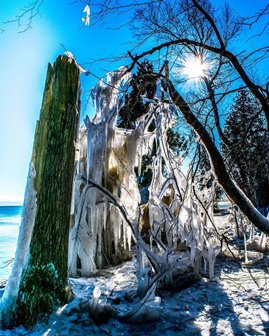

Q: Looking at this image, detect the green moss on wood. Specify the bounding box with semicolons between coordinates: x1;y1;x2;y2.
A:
17;263;67;326
17;55;81;325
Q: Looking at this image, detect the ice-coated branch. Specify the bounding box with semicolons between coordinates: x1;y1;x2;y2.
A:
80;175;161;272
80;176;136;233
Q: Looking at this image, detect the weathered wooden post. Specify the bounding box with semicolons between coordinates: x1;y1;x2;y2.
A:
29;55;80;283
0;55;81;327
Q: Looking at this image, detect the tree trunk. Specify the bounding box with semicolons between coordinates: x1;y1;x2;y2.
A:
29;55;80;282
0;55;81;328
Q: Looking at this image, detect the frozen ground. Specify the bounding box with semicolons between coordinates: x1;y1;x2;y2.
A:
1;207;269;336
1;255;268;336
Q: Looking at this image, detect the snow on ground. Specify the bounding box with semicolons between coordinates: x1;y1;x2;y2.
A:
1;210;269;336
1;256;268;336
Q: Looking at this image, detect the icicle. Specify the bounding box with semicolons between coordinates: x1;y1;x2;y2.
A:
82;4;90;26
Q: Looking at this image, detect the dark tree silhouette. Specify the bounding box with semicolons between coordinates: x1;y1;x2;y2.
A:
223;89;269;214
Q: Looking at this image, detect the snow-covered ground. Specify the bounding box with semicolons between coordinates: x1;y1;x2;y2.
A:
1;255;268;336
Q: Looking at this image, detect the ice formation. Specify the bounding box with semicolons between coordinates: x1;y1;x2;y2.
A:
68;67;220;294
82;4;90;26
69;68;135;276
0;162;37;326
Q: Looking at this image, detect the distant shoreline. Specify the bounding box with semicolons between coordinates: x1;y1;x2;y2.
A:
0;204;23;207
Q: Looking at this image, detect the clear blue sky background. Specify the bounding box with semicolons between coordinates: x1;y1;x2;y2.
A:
0;0;268;204
0;0;131;204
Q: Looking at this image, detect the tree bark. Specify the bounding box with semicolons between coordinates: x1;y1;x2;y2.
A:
29;55;80;282
0;55;81;327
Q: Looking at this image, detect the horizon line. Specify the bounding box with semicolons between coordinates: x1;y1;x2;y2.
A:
0;202;23;206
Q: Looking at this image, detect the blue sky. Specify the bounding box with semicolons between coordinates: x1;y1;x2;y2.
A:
0;0;268;204
0;0;131;204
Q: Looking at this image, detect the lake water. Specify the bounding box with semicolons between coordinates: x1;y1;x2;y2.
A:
0;206;21;284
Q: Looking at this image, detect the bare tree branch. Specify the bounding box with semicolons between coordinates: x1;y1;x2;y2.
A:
3;0;44;33
167;78;269;235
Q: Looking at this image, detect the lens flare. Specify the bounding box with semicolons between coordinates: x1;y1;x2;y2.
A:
181;55;210;82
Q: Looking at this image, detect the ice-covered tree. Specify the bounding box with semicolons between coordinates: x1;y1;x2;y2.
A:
117;60;188;192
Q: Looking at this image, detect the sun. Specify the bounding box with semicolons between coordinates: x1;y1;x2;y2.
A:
181;55;210;82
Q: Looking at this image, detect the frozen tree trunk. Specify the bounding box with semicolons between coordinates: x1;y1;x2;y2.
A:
0;55;81;328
